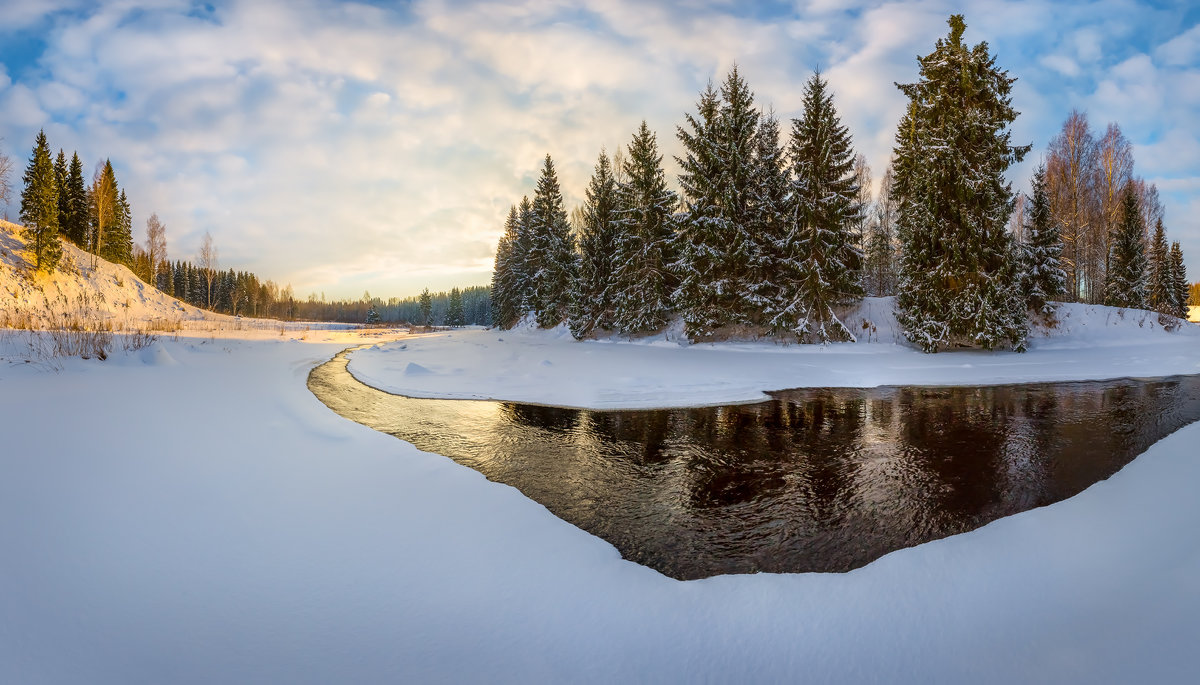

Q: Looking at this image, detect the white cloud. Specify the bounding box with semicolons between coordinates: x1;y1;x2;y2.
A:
1;0;1197;297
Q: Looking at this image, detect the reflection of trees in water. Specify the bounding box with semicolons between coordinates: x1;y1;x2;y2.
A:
313;350;1200;578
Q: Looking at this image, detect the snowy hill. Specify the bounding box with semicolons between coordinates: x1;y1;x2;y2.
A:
1;219;224;329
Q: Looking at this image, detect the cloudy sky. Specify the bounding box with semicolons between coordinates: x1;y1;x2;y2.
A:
1;0;1197;300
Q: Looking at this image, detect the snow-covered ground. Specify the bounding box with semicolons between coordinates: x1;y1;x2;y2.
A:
2;328;1199;683
348;299;1200;409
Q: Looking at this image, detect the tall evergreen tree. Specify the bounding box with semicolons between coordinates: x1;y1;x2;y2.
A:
54;150;69;238
446;287;466;327
103;188;134;265
1168;241;1189;319
62;152;88;246
569;150;620;337
490;205;522;329
778;71;864;342
1020;164;1065;313
893;15;1030;352
611;122;679;335
528;155;576;328
1104;187;1147;309
91;159;119;258
674;68;761;338
745;109;790;328
1146;219;1171;314
513;196;535;314
19;129;63;272
418;288;432;326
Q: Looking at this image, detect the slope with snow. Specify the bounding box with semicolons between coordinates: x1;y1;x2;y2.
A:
0;220;222;329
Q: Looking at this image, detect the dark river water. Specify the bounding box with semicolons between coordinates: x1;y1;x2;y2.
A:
309;348;1200;580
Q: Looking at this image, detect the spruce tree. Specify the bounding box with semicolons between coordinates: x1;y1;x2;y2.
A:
779;71;864;342
893;15;1030;352
104;188;134;265
674;82;726;336
91;159;119;258
54;149;69;237
446;287;465;327
528;155;576;328
64;152;88;246
513;196;535;314
569;150;620;337
1146;219;1171;314
418;288;432;326
611;122;679;335
1104;188;1147;309
490;205;522;329
1168;241;1189;319
745;110;790;328
1020;164;1065;313
674;68;761;338
19;129;63;272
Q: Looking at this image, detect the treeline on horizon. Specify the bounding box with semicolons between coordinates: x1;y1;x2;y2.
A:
489;14;1195;352
7;131;491;325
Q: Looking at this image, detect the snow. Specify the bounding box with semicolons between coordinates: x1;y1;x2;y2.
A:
4;224;1200;680
3;327;1200;683
347;298;1200;409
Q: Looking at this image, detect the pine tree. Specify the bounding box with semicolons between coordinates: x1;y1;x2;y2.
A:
611;122;679;335
569;150;620;337
1020;164;1065;313
1168;241;1189;319
64;152;88;246
490;205;522;329
528;155;576;328
893;15;1030;352
446;287;466;327
778;71;864;342
1146;219;1171;314
1104;187;1147;309
19;129;63;272
419;288;433;327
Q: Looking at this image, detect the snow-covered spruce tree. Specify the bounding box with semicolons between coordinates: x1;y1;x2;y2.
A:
19;129;63;272
529;155;577;328
674;68;761;338
1104;188;1147;309
745;110;790;329
1168;241;1189;319
513;195;535;315
893;15;1030;352
365;306;381;324
446;287;466;327
490;205;522;329
569;150;620;338
1020;164;1065;313
1146;219;1171;314
777;71;864;343
611;121;679;335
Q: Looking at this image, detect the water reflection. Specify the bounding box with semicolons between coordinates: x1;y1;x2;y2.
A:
310;350;1200;580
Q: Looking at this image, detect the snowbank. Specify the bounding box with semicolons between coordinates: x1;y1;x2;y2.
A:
348;299;1200;409
2;332;1198;683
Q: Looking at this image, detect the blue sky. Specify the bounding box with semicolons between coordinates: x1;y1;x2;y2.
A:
1;0;1197;299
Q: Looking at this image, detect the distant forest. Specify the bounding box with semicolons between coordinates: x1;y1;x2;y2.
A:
4;130;490;325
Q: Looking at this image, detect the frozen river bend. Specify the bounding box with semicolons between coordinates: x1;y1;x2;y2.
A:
3;317;1200;682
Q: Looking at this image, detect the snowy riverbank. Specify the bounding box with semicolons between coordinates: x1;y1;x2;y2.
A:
347;299;1200;409
2;330;1199;682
